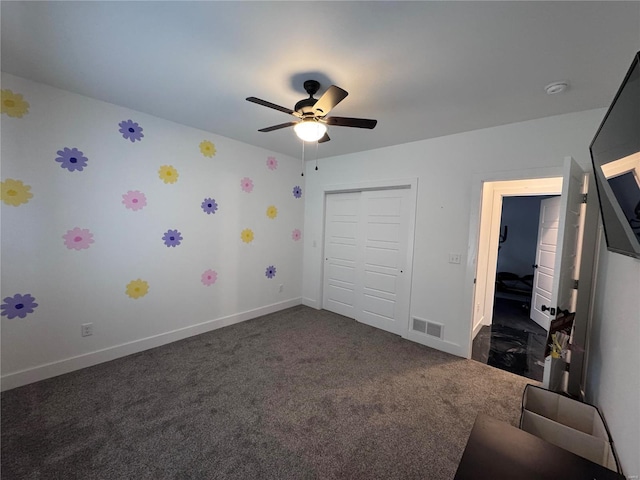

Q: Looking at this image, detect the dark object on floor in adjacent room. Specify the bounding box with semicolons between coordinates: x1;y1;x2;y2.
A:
472;298;547;382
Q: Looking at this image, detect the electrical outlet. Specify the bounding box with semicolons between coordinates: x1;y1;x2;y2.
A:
81;323;93;337
448;253;462;264
627;475;638;480
278;284;284;293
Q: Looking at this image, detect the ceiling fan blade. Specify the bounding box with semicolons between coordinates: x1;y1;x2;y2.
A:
246;97;301;117
312;85;348;117
325;116;377;129
258;122;297;132
318;132;331;144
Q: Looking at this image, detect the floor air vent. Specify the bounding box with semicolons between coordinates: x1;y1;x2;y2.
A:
412;318;427;334
412;318;443;339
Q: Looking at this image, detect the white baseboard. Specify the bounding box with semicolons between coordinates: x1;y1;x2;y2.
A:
1;298;302;391
302;297;320;309
404;330;466;358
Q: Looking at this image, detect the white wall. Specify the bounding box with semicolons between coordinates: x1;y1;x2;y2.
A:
303;108;605;356
1;74;304;389
302;108;639;475
586;231;640;478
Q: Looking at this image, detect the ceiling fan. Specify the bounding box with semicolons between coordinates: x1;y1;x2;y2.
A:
246;80;377;143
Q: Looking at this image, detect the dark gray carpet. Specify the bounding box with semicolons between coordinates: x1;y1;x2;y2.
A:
2;305;536;479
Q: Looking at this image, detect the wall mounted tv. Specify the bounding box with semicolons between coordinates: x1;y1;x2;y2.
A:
590;51;640;259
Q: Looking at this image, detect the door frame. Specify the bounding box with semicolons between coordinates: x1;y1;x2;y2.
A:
320;177;419;338
464;166;564;358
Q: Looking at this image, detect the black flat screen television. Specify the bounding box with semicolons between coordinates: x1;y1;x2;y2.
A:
589;51;640;259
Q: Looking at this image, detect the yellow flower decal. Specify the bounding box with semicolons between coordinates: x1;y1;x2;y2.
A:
158;165;179;184
241;228;254;243
199;140;216;158
1;178;33;206
126;279;149;299
266;205;278;219
1;89;30;118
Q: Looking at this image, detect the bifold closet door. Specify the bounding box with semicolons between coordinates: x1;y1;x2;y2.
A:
323;189;411;336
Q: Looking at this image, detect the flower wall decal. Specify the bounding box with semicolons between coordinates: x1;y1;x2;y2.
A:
241;228;254;244
291;229;302;241
55;147;88;172
119;119;144;142
201;198;218;215
1;293;38;319
158;165;179;184
266;205;278;219
126;279;149;299
162;229;183;247
240;177;254;193
266;156;278;170
199;140;216;157
122;190;147;211
1;89;30;118
201;269;218;286
292;186;302;198
1;179;33;206
63;227;95;250
265;265;277;279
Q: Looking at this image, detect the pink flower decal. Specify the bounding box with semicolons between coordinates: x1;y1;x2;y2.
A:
291;229;302;241
240;177;254;193
122;190;147;211
63;227;94;250
266;156;278;170
201;269;218;286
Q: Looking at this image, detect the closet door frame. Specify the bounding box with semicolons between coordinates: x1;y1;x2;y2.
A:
320;178;418;338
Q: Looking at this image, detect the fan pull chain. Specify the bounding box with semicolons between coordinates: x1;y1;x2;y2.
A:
314;140;319;171
301;140;305;176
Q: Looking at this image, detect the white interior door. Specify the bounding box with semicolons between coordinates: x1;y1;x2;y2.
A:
323;188;413;337
530;196;561;330
358;189;411;336
531;157;585;331
323;192;361;318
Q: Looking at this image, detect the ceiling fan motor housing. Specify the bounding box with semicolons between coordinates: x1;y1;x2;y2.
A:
296;80;321;115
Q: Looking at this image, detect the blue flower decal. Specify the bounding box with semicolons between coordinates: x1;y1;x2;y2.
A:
1;293;38;319
55;147;88;172
293;186;302;199
265;265;276;279
201;198;218;215
162;229;183;247
119;119;144;142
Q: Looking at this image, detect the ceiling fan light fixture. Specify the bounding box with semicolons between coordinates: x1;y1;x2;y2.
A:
294;120;327;142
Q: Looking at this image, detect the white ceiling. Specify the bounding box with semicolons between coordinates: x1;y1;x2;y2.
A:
2;1;639;159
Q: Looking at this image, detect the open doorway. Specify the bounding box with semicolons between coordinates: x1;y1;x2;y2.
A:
470;177;563;381
472;195;557;381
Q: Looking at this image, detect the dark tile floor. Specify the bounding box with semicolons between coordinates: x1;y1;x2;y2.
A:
472;296;547;381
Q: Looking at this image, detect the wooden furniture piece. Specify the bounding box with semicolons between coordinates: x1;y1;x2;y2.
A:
454;414;625;480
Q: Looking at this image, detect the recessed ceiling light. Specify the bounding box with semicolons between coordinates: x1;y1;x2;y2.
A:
545;81;569;95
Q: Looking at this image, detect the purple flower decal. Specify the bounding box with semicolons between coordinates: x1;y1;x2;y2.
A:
119;119;144;142
293;186;302;198
55;147;88;172
201;198;218;215
1;293;38;319
122;190;147;211
162;229;183;247
265;265;277;279
201;269;218;286
292;229;302;241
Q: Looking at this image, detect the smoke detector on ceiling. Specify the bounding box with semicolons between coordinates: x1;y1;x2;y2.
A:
545;81;569;95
